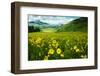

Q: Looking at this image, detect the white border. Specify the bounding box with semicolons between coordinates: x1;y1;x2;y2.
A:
20;6;95;70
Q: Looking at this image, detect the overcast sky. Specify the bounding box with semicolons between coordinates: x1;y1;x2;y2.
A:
28;15;80;25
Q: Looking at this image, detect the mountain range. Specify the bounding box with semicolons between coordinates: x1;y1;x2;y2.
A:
29;20;58;28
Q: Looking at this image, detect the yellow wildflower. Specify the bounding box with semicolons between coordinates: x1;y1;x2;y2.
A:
81;55;87;58
52;40;57;44
44;56;48;60
47;55;50;57
48;49;54;54
49;44;52;48
76;49;80;52
52;43;55;47
81;55;84;58
55;43;59;48
57;48;62;54
60;54;64;57
35;37;42;44
32;43;33;45
74;45;77;50
52;43;59;48
37;44;41;47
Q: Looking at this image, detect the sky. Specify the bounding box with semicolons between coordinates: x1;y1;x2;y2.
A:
28;15;80;25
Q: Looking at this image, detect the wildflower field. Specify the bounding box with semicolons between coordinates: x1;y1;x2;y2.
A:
28;32;88;60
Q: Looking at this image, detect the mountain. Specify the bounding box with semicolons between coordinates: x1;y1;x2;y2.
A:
28;20;49;28
57;17;88;32
28;20;60;28
29;20;48;25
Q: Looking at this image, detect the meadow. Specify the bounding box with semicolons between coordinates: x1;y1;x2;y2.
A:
28;32;88;60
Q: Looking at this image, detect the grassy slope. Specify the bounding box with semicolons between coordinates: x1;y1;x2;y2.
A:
57;17;88;32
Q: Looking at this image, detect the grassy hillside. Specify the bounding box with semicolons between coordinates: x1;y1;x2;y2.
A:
57;17;88;32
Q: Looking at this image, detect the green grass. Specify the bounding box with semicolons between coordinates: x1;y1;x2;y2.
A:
28;32;88;61
41;28;57;32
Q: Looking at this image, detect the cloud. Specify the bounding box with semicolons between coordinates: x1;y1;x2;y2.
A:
28;15;80;25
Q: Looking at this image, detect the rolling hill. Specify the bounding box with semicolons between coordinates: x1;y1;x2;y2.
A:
57;17;88;32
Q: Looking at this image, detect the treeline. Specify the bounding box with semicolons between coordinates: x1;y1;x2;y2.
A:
28;26;41;32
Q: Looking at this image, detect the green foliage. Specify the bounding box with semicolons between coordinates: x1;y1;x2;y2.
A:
28;32;88;60
28;26;41;32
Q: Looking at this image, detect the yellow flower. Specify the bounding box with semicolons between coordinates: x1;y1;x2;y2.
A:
49;44;52;48
52;43;59;48
44;56;48;60
57;48;62;54
60;54;64;57
81;55;87;58
48;49;54;54
76;49;80;52
81;55;84;58
47;55;50;57
52;40;57;44
52;43;55;47
74;45;77;50
37;44;41;47
35;37;42;44
55;43;59;48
